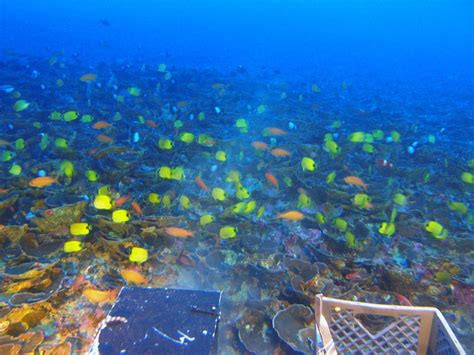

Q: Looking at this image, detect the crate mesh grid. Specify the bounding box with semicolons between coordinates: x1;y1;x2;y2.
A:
329;308;420;354
434;322;457;355
314;295;465;355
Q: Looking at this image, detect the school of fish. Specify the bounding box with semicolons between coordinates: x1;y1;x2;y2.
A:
0;53;472;353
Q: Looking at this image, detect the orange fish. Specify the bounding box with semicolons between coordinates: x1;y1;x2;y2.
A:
165;227;194;238
264;127;288;136
395;293;413;307
0;139;11;147
251;141;268;151
71;274;86;292
96;134;114;143
265;172;279;188
202;138;216;146
29;176;58;188
0;188;9;194
195;176;209;192
120;268;147;285
92;121;112;129
271;148;291;157
211;83;225;89
131;201;143;215
80;73;97;82
88;148;99;157
345;272;363;281
176;101;189;108
48;55;58;66
114;195;131;208
364;202;374;209
145;119;158;128
344;176;368;190
277;210;305;221
82;288;118;303
177;251;196;267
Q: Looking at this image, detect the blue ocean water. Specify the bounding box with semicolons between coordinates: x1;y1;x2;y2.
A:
1;1;473;73
0;0;473;353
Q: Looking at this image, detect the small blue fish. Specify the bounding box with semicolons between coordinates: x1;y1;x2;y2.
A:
133;132;140;143
0;85;14;93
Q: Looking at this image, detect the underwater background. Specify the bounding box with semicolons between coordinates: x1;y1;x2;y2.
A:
0;0;473;353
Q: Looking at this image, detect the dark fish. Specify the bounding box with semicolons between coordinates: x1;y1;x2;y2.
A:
99;19;111;27
235;65;247;74
177;251;195;267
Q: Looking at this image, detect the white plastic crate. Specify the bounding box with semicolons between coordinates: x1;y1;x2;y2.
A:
314;294;466;355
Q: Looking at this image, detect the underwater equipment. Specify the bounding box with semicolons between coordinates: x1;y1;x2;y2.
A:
314;295;465;354
89;287;221;354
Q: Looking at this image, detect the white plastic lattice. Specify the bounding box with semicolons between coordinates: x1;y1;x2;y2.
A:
329;308;420;354
434;322;458;355
314;295;466;355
